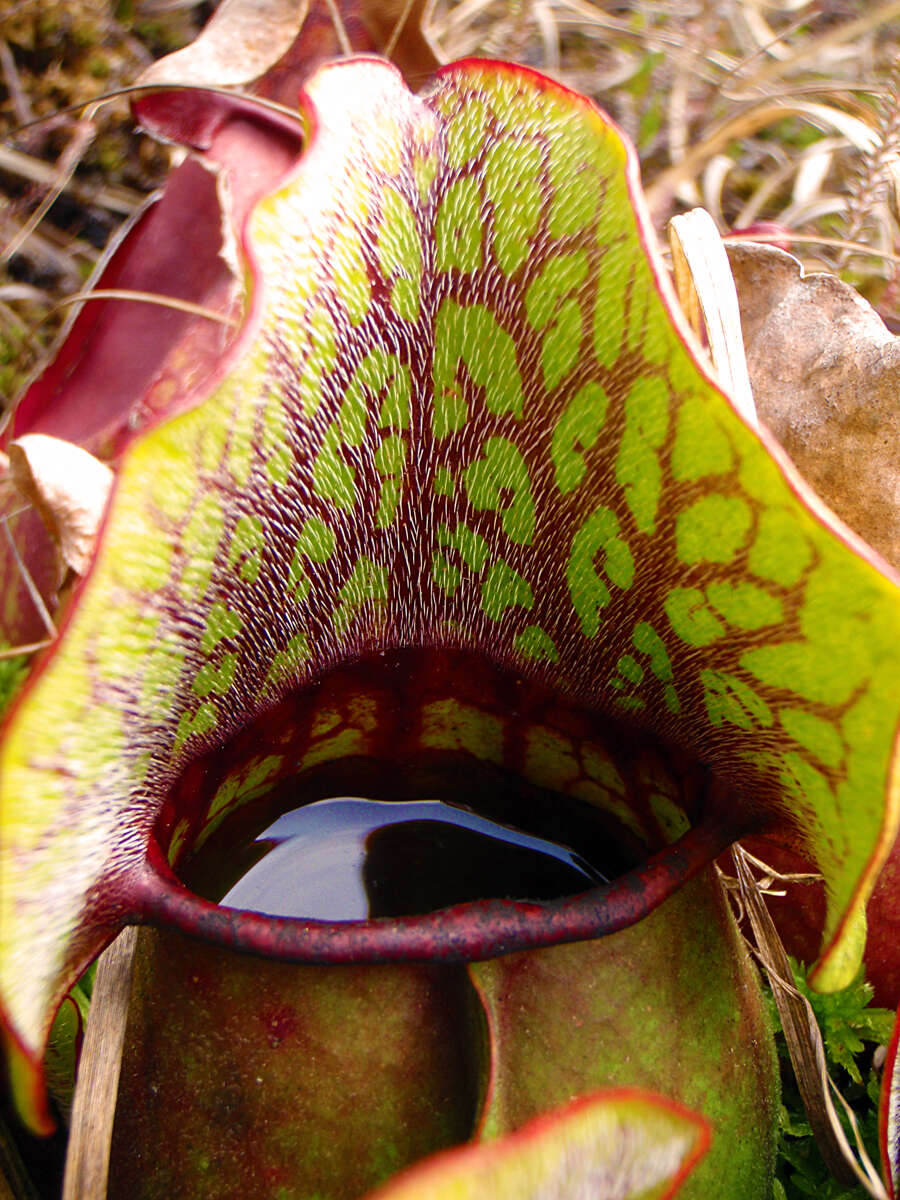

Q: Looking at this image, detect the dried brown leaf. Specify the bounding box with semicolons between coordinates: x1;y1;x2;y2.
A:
729;241;900;570
8;435;112;578
137;0;311;89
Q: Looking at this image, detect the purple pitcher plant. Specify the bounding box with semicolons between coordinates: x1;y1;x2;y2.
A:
1;6;900;1198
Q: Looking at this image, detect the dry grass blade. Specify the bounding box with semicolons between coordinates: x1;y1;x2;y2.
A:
646;99;878;214
733;845;889;1198
724;230;900;267
62;928;138;1200
5;83;307;142
47;289;241;327
322;0;353;56
384;0;421;59
737;0;900;90
2;120;97;264
0;145;138;220
0;514;56;642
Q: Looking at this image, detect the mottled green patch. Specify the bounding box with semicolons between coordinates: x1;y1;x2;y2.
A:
61;701;126;791
742;642;843;708
483;137;542;275
748;508;814;588
433;466;454;496
525;252;588;391
179;494;225;603
632;621;680;714
289;517;337;601
297;516;336;562
435;177;483;273
706;581;782;630
265;444;292;487
670;391;734;482
374;433;406;528
377;187;421;321
567;507;634;638
744;562;875;708
299;304;338;417
524;725;579;793
420;698;503;763
481;560;533;620
261;386;291;488
780;708;845;771
336;224;371;326
265;633;310;690
581;746;626;797
438;523;490;572
359;351;412;431
333;556;389;637
147;451;196;523
551;382;609;495
141;642;185;712
227;515;264;584
632;289;670;366
443;95;489;169
105;531;165;602
780;752;838;842
614;654;643;684
592;240;628;368
208;755;284;825
193;654;237;699
632;622;673;683
664;588;724;647
515;624;559;662
650;793;691;842
615;375;668;535
676;494;751;565
168;818;189;865
413;144;437;206
432;299;523;436
201;601;242;655
431;552;461;597
547;124;605;237
303;726;371;772
464;438;534;545
173;701;218;754
313;425;356;510
701;669;772;732
224;384;258;489
194;406;229;474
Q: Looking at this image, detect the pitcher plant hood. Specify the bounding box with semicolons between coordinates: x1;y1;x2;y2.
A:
2;56;900;1131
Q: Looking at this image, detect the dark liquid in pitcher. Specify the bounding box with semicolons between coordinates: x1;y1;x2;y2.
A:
193;796;608;921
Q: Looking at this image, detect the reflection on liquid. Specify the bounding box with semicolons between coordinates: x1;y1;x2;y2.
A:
220;797;608;920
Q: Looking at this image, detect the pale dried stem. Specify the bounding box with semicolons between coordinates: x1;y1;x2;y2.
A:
0;144;138;217
62;929;138;1200
733;845;889;1198
0;39;34;128
736;0;900;89
0;514;56;641
723;230;900;267
47;289;240;327
2;119;97;263
322;0;353;56
384;0;419;59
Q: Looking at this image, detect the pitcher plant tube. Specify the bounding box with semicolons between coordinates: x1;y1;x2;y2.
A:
1;47;900;1198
